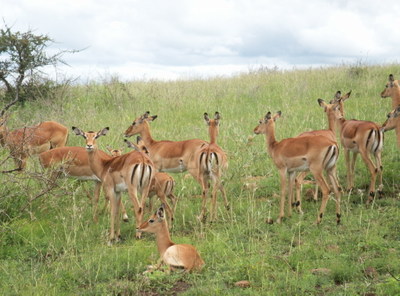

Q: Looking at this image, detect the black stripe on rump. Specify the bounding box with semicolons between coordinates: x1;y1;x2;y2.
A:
131;164;139;184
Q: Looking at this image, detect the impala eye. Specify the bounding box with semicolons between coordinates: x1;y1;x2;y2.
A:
149;219;155;223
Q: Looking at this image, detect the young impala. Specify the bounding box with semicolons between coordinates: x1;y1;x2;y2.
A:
329;93;384;202
0;115;68;171
196;112;229;221
137;204;205;272
380;74;400;147
72;126;155;243
254;111;341;224
124;138;177;226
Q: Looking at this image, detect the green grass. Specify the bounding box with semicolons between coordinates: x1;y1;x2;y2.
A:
1;63;400;295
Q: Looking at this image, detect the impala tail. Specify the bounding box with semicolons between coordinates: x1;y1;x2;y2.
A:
131;162;154;191
323;144;339;170
366;128;384;155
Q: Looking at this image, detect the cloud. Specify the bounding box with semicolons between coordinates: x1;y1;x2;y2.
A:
2;0;399;81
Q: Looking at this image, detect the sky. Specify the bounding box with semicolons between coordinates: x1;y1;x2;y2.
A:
2;0;400;82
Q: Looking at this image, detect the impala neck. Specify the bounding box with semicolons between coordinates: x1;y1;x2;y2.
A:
154;221;175;256
335;116;346;133
140;121;156;147
327;109;337;134
264;122;278;155
87;147;110;178
390;85;400;109
209;125;219;144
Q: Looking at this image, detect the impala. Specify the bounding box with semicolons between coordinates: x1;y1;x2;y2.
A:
327;94;384;202
254;111;341;224
0;117;68;171
195;112;229;221
381;106;400;132
39;146;130;223
137;204;205;272
72;126;155;243
124;112;209;218
294;91;349;204
380;74;400;147
124;138;177;225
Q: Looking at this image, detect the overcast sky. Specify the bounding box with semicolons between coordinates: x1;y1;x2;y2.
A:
2;0;400;81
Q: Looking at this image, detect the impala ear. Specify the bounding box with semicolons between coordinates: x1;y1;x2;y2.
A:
274;111;282;121
317;98;326;107
389;74;394;82
265;112;271;120
143;111;150;118
124;139;140;151
157;205;165;220
204;113;210;125
334;91;342;101
72;126;85;137
96;127;109;138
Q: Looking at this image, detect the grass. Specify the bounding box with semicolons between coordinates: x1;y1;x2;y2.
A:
1;63;400;295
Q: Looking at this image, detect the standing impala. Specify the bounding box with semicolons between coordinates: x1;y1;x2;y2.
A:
0;116;68;171
294;91;349;204
380;74;400;147
138;204;204;272
39;146;130;223
254;111;341;224
381;106;400;132
72;127;155;243
326;94;384;202
124;138;177;226
196;112;229;221
124;112;210;218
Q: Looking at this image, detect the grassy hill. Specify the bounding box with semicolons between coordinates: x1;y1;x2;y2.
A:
1;63;399;295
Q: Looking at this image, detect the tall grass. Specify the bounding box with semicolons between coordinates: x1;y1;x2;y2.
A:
1;64;399;295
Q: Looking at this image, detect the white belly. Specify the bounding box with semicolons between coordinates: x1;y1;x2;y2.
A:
75;175;101;181
115;182;128;192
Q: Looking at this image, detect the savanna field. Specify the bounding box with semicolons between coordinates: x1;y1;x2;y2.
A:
0;64;399;295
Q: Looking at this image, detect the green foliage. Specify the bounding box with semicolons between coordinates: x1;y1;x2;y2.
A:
0;63;400;295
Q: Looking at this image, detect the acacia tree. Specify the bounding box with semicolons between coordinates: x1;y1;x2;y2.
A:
0;22;75;113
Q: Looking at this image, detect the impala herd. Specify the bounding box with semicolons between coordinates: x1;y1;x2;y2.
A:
1;74;400;271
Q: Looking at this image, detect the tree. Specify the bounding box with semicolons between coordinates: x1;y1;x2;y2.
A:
0;22;75;114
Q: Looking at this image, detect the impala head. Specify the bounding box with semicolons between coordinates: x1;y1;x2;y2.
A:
381;106;400;132
124;111;158;138
124;136;149;155
106;146;123;157
317;98;342;118
72;127;110;151
253;111;281;134
137;204;167;233
204;111;221;127
381;74;399;98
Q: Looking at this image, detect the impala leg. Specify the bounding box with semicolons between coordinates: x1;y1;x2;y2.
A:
350;152;358;191
128;186;142;238
199;176;209;223
359;149;377;204
219;180;229;211
277;170;287;224
120;198;129;222
327;166;342;224
210;179;219;221
311;168;330;224
344;149;352;191
287;171;296;217
374;151;384;197
168;193;178;215
92;181;102;223
293;172;304;214
107;190;118;244
114;192;122;241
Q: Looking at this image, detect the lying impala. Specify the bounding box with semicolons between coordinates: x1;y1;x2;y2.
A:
72;126;155;243
254;111;341;224
328;93;383;202
294;91;349;204
380;74;400;147
0;116;68;171
124;138;177;226
196;112;229;221
137;204;204;272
